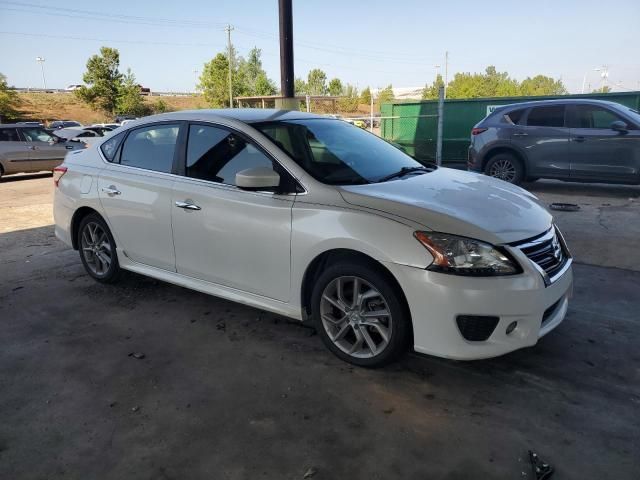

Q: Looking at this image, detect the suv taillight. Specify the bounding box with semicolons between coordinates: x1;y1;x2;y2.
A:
53;166;67;187
471;128;488;136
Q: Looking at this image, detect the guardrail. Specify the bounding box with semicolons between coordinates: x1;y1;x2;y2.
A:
11;88;195;96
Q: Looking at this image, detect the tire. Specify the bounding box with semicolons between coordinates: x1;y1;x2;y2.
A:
0;164;4;180
484;153;524;185
311;260;410;368
77;213;121;283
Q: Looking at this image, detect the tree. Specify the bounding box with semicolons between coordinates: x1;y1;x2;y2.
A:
0;73;20;122
421;74;444;100
116;69;150;116
75;47;123;114
592;85;612;94
294;77;307;95
360;86;371;105
328;78;344;96
307;69;327;95
519;75;568;96
338;84;359;111
199;53;231;107
237;47;277;96
378;84;394;105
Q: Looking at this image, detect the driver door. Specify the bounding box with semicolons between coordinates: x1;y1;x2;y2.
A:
568;104;640;182
171;123;295;301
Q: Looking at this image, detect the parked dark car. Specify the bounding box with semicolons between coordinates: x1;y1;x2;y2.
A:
468;99;640;185
49;120;82;130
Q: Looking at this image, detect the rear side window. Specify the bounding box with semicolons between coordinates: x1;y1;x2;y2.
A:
120;124;180;173
185;124;273;185
0;129;19;142
504;109;525;125
100;131;126;162
21;127;55;142
526;106;566;128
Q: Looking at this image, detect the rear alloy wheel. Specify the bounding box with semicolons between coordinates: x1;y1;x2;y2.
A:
485;153;524;185
312;262;409;367
78;213;121;283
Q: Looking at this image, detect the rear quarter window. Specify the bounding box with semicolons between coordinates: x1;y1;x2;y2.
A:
100;132;126;162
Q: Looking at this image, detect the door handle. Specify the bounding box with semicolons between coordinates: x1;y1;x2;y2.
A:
26;145;37;150
513;132;528;137
175;201;201;211
573;136;586;143
101;186;121;196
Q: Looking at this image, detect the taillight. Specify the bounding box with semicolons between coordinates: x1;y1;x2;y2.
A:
53;166;67;187
471;128;488;136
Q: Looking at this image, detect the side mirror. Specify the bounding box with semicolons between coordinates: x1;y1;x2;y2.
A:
611;120;628;133
235;167;280;191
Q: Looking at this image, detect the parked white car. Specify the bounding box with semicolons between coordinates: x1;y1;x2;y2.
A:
53;110;573;367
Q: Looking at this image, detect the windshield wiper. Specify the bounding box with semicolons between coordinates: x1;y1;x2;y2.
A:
377;166;432;183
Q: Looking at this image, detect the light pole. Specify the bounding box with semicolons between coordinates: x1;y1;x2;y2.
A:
36;56;47;89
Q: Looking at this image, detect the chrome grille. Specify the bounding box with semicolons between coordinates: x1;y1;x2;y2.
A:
510;227;568;280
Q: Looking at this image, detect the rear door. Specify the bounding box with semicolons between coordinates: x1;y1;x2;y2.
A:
511;105;570;179
0;128;31;174
97;122;182;272
567;104;640;182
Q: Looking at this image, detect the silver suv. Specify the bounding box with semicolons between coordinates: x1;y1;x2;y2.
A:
468;99;640;185
0;124;84;178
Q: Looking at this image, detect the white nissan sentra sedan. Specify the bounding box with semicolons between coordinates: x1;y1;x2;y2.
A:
53;109;573;367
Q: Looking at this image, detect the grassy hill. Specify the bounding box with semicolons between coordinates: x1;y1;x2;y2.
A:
14;92;375;125
15;92;206;124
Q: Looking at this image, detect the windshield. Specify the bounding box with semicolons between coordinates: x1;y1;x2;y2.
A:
254;118;425;185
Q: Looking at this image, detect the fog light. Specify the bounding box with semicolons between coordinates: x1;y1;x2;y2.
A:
506;321;518;335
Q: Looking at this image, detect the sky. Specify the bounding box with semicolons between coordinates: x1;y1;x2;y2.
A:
1;0;639;94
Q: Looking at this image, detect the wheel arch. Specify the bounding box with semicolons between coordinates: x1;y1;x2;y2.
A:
70;206;102;250
300;248;413;342
482;146;527;175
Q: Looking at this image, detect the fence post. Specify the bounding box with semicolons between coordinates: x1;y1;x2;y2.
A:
436;85;444;166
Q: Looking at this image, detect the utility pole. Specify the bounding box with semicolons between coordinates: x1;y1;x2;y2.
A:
444;51;449;99
36;56;46;90
277;0;297;109
225;24;234;108
436;85;444;166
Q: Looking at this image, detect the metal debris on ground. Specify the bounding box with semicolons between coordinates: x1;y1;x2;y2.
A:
529;450;554;480
549;203;580;212
303;467;318;478
128;352;145;359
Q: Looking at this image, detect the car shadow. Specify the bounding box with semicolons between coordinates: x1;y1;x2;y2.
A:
523;179;640;198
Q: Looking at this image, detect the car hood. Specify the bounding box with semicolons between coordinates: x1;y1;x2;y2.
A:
338;168;552;244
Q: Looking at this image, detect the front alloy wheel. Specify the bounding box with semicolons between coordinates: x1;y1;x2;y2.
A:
320;276;393;359
312;261;409;367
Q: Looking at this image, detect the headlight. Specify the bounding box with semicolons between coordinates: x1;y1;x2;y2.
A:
414;231;520;276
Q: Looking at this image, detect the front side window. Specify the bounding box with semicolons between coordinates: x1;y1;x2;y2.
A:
0;129;19;142
254;119;424;185
526;106;566;128
186;124;273;185
120;124;179;173
570;105;624;129
21;127;55;142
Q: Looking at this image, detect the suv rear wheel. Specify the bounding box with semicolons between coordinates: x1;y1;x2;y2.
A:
485;153;524;185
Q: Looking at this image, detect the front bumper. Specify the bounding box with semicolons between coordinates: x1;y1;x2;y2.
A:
383;256;573;360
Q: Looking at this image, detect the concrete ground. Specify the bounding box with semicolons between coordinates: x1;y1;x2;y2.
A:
0;174;639;479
